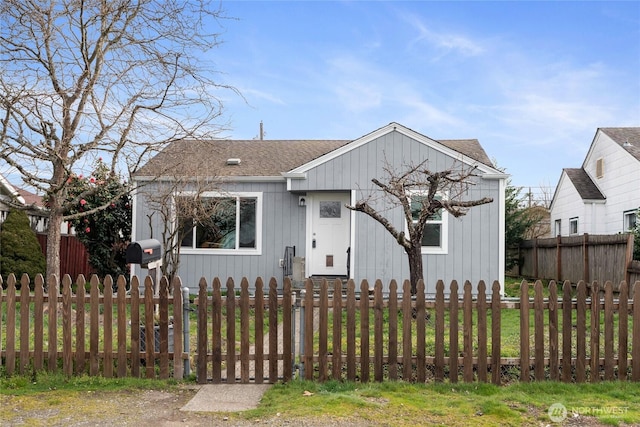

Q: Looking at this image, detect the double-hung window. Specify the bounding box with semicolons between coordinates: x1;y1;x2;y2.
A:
624;209;638;231
409;192;448;254
177;192;262;254
569;217;578;235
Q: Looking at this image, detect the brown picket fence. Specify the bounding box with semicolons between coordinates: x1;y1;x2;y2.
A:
0;273;185;379
193;277;640;384
3;274;640;384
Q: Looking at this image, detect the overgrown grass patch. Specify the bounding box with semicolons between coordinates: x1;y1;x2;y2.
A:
2;373;640;425
0;370;179;395
235;380;640;426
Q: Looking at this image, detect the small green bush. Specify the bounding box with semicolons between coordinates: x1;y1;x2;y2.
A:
0;208;46;286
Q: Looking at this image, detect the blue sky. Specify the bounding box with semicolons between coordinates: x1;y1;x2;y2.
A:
212;1;640;197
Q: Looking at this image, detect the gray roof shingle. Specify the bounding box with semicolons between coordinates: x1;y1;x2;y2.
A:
599;127;640;162
564;168;605;200
135;135;494;178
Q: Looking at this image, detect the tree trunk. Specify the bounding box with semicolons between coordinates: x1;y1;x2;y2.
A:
406;244;424;295
45;207;63;282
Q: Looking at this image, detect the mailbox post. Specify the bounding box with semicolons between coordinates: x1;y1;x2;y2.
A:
126;239;163;301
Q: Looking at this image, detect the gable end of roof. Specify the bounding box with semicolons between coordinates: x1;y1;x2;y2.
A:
599;127;640;162
564;168;605;201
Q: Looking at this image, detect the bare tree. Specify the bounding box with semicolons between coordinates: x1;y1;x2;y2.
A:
142;175;224;285
0;0;234;280
347;159;493;294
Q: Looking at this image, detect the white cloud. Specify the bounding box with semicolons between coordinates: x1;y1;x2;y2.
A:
401;12;485;58
239;87;286;106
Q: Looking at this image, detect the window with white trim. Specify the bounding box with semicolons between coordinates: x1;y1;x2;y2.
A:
569;217;578;235
409;193;448;254
624;209;638;231
554;219;561;236
178;192;261;253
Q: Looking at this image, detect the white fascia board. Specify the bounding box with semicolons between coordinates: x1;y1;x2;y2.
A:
481;173;510;180
282;172;307;179
288;123;395;174
581;128;604;170
288;121;503;177
582;199;606;204
548;171;568;213
283;172;307;192
392;124;504;175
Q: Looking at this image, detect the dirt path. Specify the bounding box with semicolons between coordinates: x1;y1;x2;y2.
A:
0;384;368;426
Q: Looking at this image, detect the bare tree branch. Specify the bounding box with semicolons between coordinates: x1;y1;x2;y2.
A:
0;0;236;279
347;157;493;294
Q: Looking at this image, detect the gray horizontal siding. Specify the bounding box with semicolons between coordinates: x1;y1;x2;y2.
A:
132;180;305;291
352;181;501;294
133;130;502;293
290;130;502;292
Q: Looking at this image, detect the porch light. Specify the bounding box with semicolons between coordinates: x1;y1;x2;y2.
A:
299;196;306;207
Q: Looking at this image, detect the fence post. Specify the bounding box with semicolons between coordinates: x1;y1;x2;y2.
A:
533;238;539;278
196;277;208;384
304;279;314;381
590;281;600;382
298;287;306;380
556;236;562;281
519;280;530;382
583;233;590;282
625;233;634;285
283;277;293;383
182;286;191;378
491;281;501;385
292;286;299;378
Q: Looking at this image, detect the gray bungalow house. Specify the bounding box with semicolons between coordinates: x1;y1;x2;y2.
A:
131;122;507;294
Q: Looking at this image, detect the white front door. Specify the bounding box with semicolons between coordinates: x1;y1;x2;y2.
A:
308;192;351;277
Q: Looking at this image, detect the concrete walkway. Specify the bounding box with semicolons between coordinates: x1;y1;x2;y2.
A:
180;384;272;412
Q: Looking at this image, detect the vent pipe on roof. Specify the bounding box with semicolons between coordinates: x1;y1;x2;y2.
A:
623;139;632;147
260;120;264;140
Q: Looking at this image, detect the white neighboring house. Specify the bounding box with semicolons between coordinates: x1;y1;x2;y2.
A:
0;174;49;233
549;127;640;237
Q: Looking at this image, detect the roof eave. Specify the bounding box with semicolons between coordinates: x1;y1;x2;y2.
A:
133;175;285;183
289;122;502;176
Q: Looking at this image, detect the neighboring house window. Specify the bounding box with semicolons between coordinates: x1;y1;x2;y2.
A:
569;217;578;235
554;219;561;236
178;192;262;254
624;210;638;231
596;157;604;179
408;192;448;254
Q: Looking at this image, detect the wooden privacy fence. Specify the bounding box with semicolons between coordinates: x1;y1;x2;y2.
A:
36;233;95;279
193;276;640;385
518;233;637;285
0;273;186;380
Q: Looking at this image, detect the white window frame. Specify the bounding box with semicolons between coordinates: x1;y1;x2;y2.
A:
569;217;578;235
554;219;561;236
624;209;638;231
177;191;262;255
407;191;449;255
